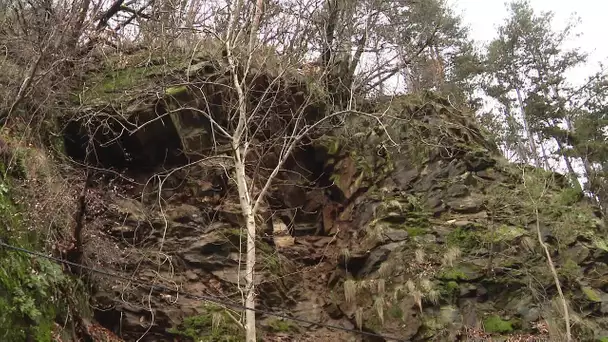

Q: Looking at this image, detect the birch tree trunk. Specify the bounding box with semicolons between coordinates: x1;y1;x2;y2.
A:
233;149;257;342
225;0;265;340
515;86;542;168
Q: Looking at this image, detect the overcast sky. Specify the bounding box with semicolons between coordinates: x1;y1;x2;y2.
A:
448;0;608;86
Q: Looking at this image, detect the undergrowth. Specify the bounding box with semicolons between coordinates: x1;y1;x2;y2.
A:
0;134;86;342
0;168;70;341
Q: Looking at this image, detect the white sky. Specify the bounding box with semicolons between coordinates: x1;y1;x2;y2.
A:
448;0;608;86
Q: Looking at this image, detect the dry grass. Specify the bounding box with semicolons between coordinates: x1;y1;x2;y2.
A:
344;279;358;304
442;246;462;267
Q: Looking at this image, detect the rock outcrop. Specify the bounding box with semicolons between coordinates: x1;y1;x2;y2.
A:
49;51;608;342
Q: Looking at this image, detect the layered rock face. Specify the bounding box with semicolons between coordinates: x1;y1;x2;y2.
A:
59;52;608;342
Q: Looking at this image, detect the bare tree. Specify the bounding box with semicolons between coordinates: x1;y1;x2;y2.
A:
214;3;397;340
223;1;266;340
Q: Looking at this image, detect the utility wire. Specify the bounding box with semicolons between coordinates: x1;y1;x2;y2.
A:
0;240;408;342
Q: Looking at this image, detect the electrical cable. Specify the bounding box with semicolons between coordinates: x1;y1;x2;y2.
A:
0;240;409;341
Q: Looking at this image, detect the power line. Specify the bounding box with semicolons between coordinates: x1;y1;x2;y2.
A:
0;240;409;342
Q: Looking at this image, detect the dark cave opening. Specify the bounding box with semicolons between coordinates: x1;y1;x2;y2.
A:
264;141;347;238
92;306;122;336
289;141;346;203
60;106;188;172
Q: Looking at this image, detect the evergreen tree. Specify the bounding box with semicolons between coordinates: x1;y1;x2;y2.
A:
483;0;588;190
382;0;484;107
567;72;608;214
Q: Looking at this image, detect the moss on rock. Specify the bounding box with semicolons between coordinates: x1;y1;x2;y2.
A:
165;85;189;96
446;227;481;251
266;318;299;333
582;287;602;302
406;226;427;237
483;315;516;333
439;280;460;302
438;268;469;281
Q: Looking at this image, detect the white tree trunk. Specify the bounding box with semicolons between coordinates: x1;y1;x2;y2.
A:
515;87;542;168
234;152;257;342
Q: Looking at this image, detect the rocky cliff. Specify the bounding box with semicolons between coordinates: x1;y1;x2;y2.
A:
2;49;608;342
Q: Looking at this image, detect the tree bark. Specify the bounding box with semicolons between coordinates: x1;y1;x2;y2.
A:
539;141;552;171
553;137;582;191
67;0;91;49
322;0;339;69
225;1;265;340
234;152;257;342
515;86;542;168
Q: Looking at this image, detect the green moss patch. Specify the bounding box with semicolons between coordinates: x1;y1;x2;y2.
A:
438;268;469;281
582;287;602;302
483;315;515;333
266;318;299;333
446;227;481;250
388;304;404;319
165;85;189;96
406;226;427;237
79;64;169;104
439;280;460;301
